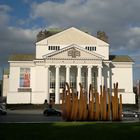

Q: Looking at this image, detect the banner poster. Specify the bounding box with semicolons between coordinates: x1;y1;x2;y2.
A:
20;68;30;87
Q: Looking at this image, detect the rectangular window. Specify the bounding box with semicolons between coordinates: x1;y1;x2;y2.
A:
50;82;55;88
20;68;30;87
85;46;96;51
50;71;55;88
60;82;65;88
70;74;76;89
48;46;60;50
60;71;65;88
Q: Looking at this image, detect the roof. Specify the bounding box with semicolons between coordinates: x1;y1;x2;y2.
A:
3;68;9;75
36;29;64;42
9;54;35;61
8;54;134;62
37;27;109;46
36;27;93;42
109;55;134;62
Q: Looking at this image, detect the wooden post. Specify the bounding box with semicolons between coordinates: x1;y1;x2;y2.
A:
119;94;122;120
62;82;122;121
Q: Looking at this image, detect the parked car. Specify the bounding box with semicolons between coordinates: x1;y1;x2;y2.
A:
0;104;7;115
122;110;139;118
43;108;61;116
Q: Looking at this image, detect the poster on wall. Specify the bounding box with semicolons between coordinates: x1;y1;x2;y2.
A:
20;68;30;87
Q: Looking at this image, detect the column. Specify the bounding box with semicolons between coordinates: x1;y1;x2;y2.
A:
87;66;92;102
108;66;112;95
66;65;71;84
98;65;102;93
77;65;82;98
55;65;60;104
45;65;50;103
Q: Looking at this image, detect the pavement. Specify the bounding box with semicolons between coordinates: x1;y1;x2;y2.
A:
0;109;63;123
7;109;43;114
0;109;140;123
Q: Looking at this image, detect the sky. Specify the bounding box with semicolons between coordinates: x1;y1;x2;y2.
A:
0;0;140;83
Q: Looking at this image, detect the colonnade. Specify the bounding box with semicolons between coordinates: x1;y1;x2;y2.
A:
45;65;108;104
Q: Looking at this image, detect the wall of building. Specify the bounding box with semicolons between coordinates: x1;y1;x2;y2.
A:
118;92;135;104
112;62;133;92
111;62;135;104
7;28;135;104
2;75;9;97
97;45;109;60
36;44;109;60
7;62;47;104
36;27;109;60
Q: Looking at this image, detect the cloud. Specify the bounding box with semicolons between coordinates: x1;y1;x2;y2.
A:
0;4;11;13
0;5;11;26
125;27;140;50
29;0;140;81
0;4;41;79
1;0;140;80
30;0;140;52
0;25;41;62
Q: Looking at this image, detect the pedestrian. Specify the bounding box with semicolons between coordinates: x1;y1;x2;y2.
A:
44;99;49;109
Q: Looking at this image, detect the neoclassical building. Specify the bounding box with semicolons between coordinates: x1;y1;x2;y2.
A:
7;27;135;104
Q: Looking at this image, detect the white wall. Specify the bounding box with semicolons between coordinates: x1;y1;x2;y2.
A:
36;45;48;59
36;27;109;60
2;75;9;97
118;93;135;104
111;62;135;104
97;45;109;60
112;63;133;92
31;92;46;104
35;65;46;91
7;92;31;104
36;44;109;60
9;66;20;92
7;62;44;104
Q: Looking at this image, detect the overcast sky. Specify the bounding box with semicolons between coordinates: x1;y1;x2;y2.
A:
0;0;140;82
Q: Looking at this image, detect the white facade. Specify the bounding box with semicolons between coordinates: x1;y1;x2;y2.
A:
2;74;9;97
7;27;135;104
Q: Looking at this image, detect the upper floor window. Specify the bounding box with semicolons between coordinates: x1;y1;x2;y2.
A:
85;46;96;51
48;46;60;50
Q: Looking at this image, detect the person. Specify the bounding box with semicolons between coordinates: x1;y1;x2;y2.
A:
23;70;30;87
44;99;49;109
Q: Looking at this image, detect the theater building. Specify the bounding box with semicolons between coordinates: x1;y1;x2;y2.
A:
7;27;135;104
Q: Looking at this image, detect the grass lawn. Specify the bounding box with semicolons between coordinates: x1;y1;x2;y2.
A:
0;122;140;140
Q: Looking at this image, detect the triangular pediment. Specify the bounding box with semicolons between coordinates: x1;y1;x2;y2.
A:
36;27;109;46
43;44;104;60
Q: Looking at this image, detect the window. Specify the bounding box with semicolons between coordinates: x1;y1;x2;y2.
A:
85;46;96;51
60;70;65;88
92;72;97;89
48;46;60;50
81;72;87;90
50;71;55;88
70;73;76;89
50;82;55;88
19;68;30;88
60;82;65;88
